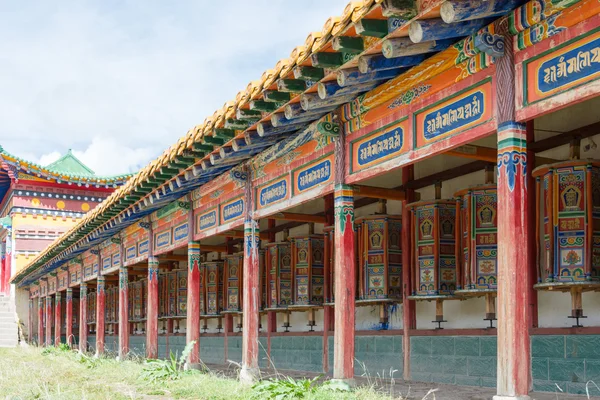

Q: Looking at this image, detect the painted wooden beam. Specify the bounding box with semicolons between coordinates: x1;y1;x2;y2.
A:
381;0;417;18
381;37;455;58
408;18;493;43
354;19;389;38
277;79;306;93
293;66;325;82
263;90;291;103
353;185;406;201
529;121;600;152
311;52;353;68
225;118;250;130
337;67;404;87
257;121;304;137
271;112;323;128
316;121;340;138
219;231;270;240
474;32;504;57
300;93;355;112
193;143;214;152
284;102;336;119
203;135;225;146
271;212;327;224
441;0;524;23
236;108;262;120
318;80;378;99
219;146;235;159
214;128;236;141
445;145;497;162
358;53;426;73
250;100;280;113
332;36;364;54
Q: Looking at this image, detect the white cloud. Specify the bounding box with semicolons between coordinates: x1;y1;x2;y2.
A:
0;0;348;176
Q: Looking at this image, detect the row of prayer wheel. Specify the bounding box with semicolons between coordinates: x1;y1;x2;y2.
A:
77;156;599;333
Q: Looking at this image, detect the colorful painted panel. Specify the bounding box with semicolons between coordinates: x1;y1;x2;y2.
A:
177;270;187;317
174;223;189;243
524;28;600;105
138;240;149;256
356;216;402;301
224;254;243;312
534;162;600;282
292;154;334;195
455;186;498;291
414;80;493;148
266;242;292;308
256;176;290;211
154;230;171;251
292;236;324;306
410;201;457;296
220;197;244;225
201;262;223;316
197;208;218;232
350;118;408;174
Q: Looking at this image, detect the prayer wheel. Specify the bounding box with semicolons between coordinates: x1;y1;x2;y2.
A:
533;158;600;326
265;241;293;330
87;290;96;333
159;269;187;333
221;251;267;332
222;253;244;331
105;285;119;334
129;279;147;333
200;261;224;332
407;183;458;328
290;235;325;331
453;180;498;328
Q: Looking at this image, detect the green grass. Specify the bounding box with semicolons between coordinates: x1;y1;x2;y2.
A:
0;346;402;399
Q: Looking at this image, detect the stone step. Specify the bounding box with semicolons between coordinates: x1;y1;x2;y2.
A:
0;340;18;348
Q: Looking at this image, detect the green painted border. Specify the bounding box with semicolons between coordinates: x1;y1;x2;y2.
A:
291;152;334;196
412;77;493;150
522;26;600;108
349;116;409;175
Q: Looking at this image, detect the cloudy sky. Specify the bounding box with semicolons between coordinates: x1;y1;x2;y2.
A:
0;1;348;177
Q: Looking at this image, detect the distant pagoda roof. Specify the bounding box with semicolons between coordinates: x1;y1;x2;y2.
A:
0;145;132;187
0;145;133;208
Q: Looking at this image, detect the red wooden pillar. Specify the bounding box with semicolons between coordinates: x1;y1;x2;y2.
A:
494;16;531;400
496;123;531;399
118;266;129;359
146;256;159;359
95;275;106;355
402;165;416;380
54;292;62;346
323;193;334;374
240;168;260;384
28;298;34;345
45;296;52;346
66;288;73;347
266;219;276;362
333;184;356;384
79;283;88;353
37;297;43;346
186;241;201;366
